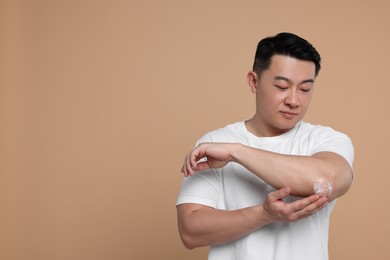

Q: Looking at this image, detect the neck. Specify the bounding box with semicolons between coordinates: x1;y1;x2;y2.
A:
245;116;292;137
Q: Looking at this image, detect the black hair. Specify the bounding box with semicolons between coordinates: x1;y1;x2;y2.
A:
252;32;321;77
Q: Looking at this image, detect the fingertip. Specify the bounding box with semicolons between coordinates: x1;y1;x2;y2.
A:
283;187;291;194
310;194;321;202
319;200;329;209
271;187;291;200
184;166;191;177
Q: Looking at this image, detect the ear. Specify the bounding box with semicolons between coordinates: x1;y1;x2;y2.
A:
247;71;258;93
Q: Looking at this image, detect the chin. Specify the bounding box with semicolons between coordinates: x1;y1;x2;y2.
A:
278;121;299;132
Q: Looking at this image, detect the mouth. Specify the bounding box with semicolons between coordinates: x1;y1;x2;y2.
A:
280;111;298;119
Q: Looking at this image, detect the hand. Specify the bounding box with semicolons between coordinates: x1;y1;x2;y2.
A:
181;143;235;177
262;187;328;223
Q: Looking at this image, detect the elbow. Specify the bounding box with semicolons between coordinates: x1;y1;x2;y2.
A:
177;204;212;249
179;230;198;250
317;165;353;200
178;219;201;249
311;153;353;198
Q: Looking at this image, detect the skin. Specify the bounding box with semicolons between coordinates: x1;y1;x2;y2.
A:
246;55;315;137
177;55;353;249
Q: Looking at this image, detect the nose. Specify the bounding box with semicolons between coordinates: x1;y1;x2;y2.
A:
284;90;300;108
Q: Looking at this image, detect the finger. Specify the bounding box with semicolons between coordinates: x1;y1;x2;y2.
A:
182;157;189;177
301;198;328;216
309;198;328;214
190;147;201;169
186;153;194;176
308;196;328;212
195;161;212;172
289;197;328;221
186;152;195;175
289;194;321;212
183;153;191;177
292;202;328;221
268;187;291;202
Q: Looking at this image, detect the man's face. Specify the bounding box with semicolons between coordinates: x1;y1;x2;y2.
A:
252;54;316;136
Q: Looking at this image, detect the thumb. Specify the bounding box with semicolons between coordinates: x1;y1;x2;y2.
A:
269;187;291;201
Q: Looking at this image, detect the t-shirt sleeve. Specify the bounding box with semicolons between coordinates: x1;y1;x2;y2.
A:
176;135;221;208
310;127;355;167
176;168;220;207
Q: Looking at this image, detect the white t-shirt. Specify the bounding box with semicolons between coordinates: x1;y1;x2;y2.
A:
177;121;354;260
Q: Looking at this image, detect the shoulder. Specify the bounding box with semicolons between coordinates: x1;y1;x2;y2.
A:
299;121;354;165
197;121;244;144
299;121;352;141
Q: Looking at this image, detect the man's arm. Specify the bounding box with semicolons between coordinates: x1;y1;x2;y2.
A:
182;143;353;201
177;187;328;249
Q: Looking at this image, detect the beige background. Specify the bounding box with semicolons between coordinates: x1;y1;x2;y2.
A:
1;0;389;259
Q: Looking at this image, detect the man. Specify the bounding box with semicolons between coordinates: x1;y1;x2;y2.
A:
176;32;354;260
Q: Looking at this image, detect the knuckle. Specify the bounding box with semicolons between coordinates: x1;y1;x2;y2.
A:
280;208;290;216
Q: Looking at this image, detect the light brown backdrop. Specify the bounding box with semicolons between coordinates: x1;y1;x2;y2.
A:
1;0;389;259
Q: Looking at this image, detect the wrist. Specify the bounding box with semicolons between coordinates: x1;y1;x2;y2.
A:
249;204;275;227
229;143;244;163
259;204;276;225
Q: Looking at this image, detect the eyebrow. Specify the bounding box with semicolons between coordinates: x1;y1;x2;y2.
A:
274;76;314;84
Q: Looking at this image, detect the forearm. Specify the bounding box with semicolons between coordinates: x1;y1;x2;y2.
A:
177;203;271;249
230;143;352;199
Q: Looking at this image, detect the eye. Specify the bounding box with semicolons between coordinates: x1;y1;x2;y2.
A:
300;88;312;93
275;85;288;91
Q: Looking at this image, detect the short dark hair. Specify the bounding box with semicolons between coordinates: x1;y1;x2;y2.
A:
252;32;321;77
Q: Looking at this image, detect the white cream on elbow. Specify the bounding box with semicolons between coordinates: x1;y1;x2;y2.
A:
313;178;333;197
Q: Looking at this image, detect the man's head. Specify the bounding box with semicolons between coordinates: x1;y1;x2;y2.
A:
246;33;321;137
252;32;321;78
